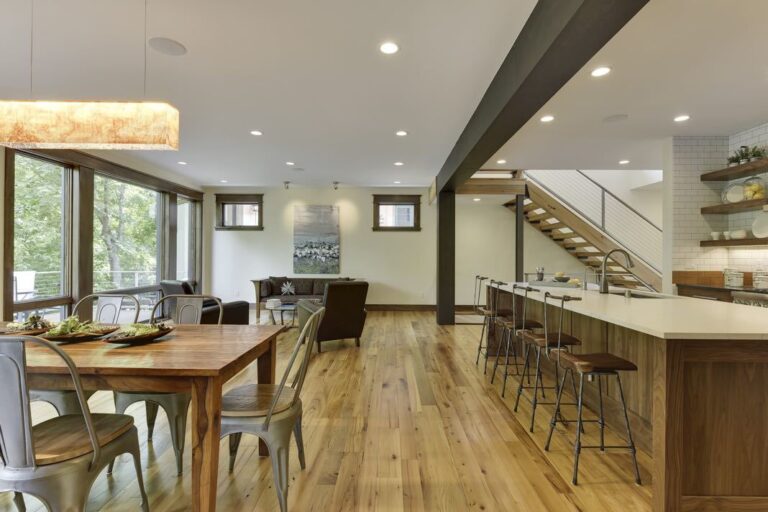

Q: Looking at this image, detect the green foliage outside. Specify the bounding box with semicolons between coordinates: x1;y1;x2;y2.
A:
13;154;160;298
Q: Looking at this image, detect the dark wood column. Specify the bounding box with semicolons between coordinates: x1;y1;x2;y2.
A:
73;166;94;319
515;193;525;282
436;190;455;325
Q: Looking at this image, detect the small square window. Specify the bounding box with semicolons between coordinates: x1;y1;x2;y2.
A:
215;194;264;230
373;195;421;231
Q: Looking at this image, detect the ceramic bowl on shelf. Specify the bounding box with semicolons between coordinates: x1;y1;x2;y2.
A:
753;210;768;238
730;229;749;240
722;183;745;203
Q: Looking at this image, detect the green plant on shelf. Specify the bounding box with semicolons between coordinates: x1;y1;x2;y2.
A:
750;145;767;160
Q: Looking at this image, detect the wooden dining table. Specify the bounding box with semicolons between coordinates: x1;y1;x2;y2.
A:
23;323;285;512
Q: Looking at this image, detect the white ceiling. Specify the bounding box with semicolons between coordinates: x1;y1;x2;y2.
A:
0;0;537;187
486;0;768;172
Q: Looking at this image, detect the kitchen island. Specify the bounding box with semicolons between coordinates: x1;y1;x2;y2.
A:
493;283;768;512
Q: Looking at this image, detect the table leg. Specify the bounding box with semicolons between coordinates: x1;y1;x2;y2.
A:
256;336;277;456
270;310;276;325
191;376;223;512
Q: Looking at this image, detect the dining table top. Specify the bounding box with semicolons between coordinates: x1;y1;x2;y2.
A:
21;323;285;377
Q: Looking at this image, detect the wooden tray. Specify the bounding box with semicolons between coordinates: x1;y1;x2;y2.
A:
42;325;119;343
103;327;175;346
0;327;50;336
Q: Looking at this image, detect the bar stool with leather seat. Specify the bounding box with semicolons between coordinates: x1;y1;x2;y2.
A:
542;291;642;485
473;275;490;366
513;286;580;431
475;278;508;374
491;284;542;391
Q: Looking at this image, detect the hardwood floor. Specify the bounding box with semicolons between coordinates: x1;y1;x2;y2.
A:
2;311;651;511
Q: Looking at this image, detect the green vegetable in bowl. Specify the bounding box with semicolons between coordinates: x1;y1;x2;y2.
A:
45;315;105;336
7;314;54;332
110;323;170;339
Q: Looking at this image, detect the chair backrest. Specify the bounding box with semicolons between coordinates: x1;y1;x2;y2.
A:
516;285;540;330
264;307;325;430
473;275;488;312
317;281;368;342
543;292;582;366
0;336;100;470
151;294;223;325
72;293;140;324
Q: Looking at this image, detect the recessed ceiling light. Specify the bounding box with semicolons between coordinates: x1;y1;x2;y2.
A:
394;180;401;184
380;42;399;55
286;161;295;166
496;159;507;164
250;130;263;136
220;179;228;183
540;115;555;123
591;66;611;77
619;160;630;165
473;198;481;202
674;114;690;122
395;130;408;137
394;161;404;166
148;37;187;56
177;161;187;165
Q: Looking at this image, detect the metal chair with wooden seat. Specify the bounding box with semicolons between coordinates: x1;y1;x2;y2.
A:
109;294;222;476
0;336;148;512
472;275;489;364
476;280;514;375
491;283;543;390
542;292;642;485
29;294;140;417
512;286;580;432
221;307;325;512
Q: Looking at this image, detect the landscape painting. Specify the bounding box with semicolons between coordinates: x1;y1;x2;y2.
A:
293;205;340;274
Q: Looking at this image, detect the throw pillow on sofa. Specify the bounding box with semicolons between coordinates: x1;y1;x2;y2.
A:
269;276;288;295
293;279;314;295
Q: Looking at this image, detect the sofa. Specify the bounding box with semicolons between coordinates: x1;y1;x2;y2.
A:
160;280;250;325
297;281;368;352
251;276;353;319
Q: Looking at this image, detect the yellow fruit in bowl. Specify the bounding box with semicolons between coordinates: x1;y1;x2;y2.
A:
554;271;565;278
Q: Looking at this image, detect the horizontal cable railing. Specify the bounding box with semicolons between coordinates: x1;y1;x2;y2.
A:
525;170;662;273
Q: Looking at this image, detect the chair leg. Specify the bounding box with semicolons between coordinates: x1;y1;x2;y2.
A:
293;413;306;470
491;327;507;384
267;430;293;512
483;322;494;375
513;343;532;407
545;368;569;451
228;433;243;472
529;347;544;432
163;399;190;476
129;432;151;512
572;373;585;485
145;401;159;442
13;492;25;512
598;375;605;451
616;374;642;485
475;316;488;366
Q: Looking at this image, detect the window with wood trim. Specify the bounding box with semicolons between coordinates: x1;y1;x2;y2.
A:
215;194;263;230
373;194;421;231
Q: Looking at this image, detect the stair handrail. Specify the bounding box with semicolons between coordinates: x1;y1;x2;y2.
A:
524;170;662;275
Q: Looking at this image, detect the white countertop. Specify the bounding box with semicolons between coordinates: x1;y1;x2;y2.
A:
497;282;768;340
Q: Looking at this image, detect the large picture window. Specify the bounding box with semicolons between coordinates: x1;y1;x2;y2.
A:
12;153;71;320
93;175;161;292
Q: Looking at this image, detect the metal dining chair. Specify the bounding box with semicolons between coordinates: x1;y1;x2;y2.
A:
109;294;222;476
221;307;325;512
0;336;149;512
29;294;140;417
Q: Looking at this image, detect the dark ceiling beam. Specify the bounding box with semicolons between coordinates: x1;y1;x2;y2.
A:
435;0;649;192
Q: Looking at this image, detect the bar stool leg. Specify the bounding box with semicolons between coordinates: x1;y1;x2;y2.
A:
491;325;507;383
616;374;642;485
529;346;544;432
545;368;570;451
483;323;493;375
513;343;532;407
597;375;605;451
572;373;585;485
475;316;487;365
501;330;516;397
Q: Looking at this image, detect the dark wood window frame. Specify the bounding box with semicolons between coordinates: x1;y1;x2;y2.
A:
3;148;203;321
215;193;264;231
372;194;421;232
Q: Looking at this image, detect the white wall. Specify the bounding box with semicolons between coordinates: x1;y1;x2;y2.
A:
581;169;663;227
204;186;437;305
455;196;586;305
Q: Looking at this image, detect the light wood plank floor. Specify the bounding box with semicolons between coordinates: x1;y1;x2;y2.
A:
2;311;651;511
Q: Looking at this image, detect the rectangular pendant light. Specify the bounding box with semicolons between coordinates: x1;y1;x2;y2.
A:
0;101;179;150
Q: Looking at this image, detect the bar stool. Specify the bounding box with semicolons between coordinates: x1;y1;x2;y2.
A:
542;291;641;485
491;284;541;389
513;286;581;432
476;278;507;374
473;275;490;366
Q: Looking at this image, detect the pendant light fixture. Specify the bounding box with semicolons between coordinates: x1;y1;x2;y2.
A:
0;0;179;150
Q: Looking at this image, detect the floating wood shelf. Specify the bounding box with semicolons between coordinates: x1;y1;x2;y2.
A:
700;198;768;214
700;238;768;247
700;158;768;182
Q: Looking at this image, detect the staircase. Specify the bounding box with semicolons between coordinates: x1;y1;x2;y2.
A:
506;171;662;291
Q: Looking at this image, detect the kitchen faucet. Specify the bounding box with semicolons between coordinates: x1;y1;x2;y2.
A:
600;248;634;293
